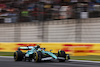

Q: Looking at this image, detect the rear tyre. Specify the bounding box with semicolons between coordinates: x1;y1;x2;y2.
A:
33;51;42;62
58;50;66;62
14;50;23;61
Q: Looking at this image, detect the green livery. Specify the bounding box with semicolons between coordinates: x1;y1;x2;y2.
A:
14;45;70;62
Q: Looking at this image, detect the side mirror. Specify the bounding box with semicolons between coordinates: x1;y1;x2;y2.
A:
50;49;52;52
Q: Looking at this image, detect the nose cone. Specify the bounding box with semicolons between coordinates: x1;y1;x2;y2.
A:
53;55;58;59
49;53;58;59
45;51;58;59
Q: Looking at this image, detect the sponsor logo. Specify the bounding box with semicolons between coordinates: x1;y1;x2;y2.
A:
0;48;4;50
62;44;93;53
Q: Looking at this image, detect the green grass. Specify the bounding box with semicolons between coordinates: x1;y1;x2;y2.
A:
70;55;100;61
0;52;100;61
0;52;14;56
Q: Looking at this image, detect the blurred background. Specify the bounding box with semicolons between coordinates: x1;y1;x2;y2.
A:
1;0;100;62
0;0;100;43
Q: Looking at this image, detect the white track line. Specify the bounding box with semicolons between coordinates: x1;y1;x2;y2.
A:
0;56;13;58
0;56;100;63
69;60;100;63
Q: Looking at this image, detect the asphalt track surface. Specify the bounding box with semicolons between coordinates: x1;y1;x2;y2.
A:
0;57;100;67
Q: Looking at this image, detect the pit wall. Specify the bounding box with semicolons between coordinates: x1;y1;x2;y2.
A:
0;42;100;56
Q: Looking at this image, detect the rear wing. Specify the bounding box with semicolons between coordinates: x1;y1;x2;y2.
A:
18;46;33;50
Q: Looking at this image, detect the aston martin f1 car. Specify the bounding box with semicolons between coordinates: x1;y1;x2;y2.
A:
14;45;70;62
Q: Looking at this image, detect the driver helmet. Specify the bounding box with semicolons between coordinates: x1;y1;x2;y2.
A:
36;44;40;48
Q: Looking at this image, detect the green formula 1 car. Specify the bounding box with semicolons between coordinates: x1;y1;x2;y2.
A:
14;45;70;62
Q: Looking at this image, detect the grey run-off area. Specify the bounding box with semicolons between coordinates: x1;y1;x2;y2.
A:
0;57;100;67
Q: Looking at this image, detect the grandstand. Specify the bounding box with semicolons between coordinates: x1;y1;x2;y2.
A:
0;0;100;43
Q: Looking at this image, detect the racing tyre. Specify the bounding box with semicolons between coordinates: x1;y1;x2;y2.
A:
58;50;66;62
14;50;23;61
33;51;42;62
66;54;70;60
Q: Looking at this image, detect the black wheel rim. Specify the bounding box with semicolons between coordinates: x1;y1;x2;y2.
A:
34;53;37;61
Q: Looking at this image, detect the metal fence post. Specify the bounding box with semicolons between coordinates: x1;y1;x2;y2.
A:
14;23;21;42
74;4;82;42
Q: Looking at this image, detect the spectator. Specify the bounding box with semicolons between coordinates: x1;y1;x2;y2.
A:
52;4;61;19
59;3;68;19
20;9;32;22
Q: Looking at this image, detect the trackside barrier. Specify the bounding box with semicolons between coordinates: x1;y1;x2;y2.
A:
70;47;88;56
0;42;100;56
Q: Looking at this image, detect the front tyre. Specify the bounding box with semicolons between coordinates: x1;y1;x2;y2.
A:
66;54;70;60
14;50;23;61
33;51;42;62
58;50;66;62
